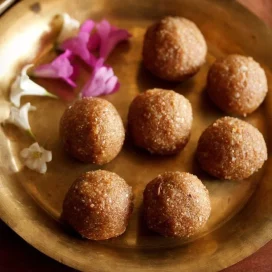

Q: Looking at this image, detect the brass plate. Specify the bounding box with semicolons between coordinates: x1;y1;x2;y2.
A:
0;0;272;271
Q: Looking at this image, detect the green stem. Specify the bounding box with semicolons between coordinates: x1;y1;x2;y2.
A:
27;129;36;140
45;91;58;99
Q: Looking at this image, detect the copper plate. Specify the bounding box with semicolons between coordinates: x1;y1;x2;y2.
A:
0;0;272;271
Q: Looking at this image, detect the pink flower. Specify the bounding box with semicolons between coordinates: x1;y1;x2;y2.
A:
32;50;76;87
96;19;131;59
81;58;120;97
60;20;97;67
87;32;100;51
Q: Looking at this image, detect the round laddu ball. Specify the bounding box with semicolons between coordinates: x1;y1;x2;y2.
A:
207;54;268;116
143;172;211;238
128;88;193;155
60;97;125;165
197;117;267;180
142;16;207;81
62;170;133;240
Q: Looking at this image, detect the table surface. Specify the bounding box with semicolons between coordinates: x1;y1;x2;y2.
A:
1;0;272;271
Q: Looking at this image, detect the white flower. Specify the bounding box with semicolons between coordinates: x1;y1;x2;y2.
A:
5;102;36;137
20;143;52;174
10;64;57;107
57;13;80;43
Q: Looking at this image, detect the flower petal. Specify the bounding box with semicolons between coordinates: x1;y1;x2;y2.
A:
32;50;76;87
39;163;47;174
104;75;120;94
20;143;52;174
88;32;100;51
10;77;22;107
19;103;36;130
81;58;120;97
96;19;131;59
42;150;52;162
61;33;97;66
25;158;36;170
28;142;41;152
10;64;57;107
31;158;40;170
20;148;30;158
57;13;80;43
5;103;36;132
80;19;96;33
60;20;97;67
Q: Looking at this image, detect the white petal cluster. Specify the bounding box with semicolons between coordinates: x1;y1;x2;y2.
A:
57;13;80;43
20;143;52;174
10;64;56;107
5;102;36;136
